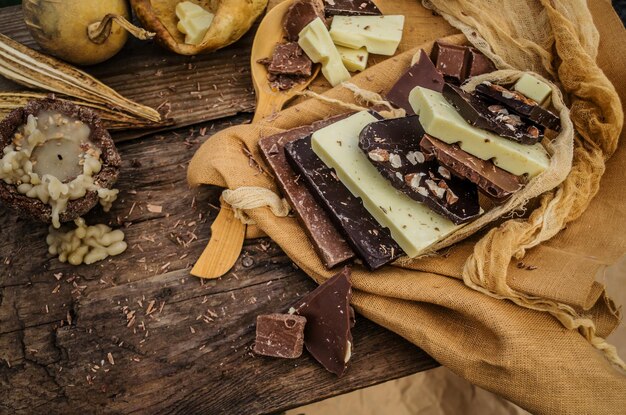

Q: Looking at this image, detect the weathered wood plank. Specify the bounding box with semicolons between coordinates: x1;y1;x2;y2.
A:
0;6;257;142
0;115;437;414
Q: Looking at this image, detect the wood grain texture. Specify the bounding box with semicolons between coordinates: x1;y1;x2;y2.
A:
0;116;437;414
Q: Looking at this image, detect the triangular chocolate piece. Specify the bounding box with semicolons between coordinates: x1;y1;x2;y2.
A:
293;266;353;376
386;50;444;115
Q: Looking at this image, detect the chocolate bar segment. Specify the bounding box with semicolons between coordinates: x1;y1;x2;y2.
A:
386;49;444;115
323;0;381;16
420;134;524;200
253;314;307;359
430;41;470;84
442;83;543;145
467;47;496;78
292;266;353;377
259;118;355;269
284;0;326;41
285;135;403;270
475;82;560;131
359;115;481;224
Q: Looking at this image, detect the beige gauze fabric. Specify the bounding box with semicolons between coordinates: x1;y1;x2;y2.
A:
188;0;626;413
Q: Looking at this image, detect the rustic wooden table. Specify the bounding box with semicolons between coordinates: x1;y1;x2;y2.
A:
0;5;439;414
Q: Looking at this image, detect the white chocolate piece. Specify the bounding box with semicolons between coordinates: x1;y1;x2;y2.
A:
46;218;127;266
409;87;550;177
298;18;351;86
336;46;368;72
176;1;215;45
329;15;404;56
0;111;117;228
311;111;461;258
514;73;552;105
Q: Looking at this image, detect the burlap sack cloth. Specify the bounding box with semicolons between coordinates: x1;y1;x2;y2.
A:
188;0;626;413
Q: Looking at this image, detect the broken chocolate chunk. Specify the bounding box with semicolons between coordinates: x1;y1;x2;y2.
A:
420;134;525;200
292;266;353;377
253;314;307;359
263;42;313;77
430;41;471;84
475;82;561;131
284;135;403;270
386;49;444;115
467;47;496;78
284;0;327;41
259;117;355;269
442;83;544;145
359;115;481;224
324;0;381;16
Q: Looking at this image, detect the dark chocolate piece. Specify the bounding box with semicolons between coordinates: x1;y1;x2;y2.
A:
253;314;307;358
265;42;312;76
259;118;355;269
359;116;481;224
475;82;561;131
430;41;470;84
265;73;306;91
284;0;326;41
386;49;444;115
420;134;524;200
323;0;381;16
467;48;496;78
442;83;544;145
284;136;403;270
293;266;353;377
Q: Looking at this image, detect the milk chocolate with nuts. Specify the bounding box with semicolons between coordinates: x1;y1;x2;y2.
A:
359;115;481;224
420;134;525;201
475;81;561;131
442;83;544;145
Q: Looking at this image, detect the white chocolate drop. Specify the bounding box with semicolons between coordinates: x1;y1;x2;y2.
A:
47;218;127;266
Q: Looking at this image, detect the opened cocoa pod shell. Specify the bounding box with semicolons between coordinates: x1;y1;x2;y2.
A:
130;0;268;55
0;99;121;225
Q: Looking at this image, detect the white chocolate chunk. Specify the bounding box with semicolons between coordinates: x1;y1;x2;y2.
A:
176;1;215;45
329;15;405;56
336;46;369;72
409;87;550;177
311;111;461;258
175;1;207;20
298;18;350;86
514;73;552;105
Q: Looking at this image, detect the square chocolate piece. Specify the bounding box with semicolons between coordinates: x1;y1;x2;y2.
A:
253;314;307;359
467;48;496;78
430;41;470;84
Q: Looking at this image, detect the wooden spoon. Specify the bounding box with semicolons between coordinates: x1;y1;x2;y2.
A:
250;0;321;122
191;0;319;279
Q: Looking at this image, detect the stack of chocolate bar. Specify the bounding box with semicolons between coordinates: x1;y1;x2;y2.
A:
259;41;561;270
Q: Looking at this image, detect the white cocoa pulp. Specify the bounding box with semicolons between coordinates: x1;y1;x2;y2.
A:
0;111;118;227
47;218;127;265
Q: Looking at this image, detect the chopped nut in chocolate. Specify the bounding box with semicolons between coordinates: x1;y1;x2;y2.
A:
359;115;481;224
